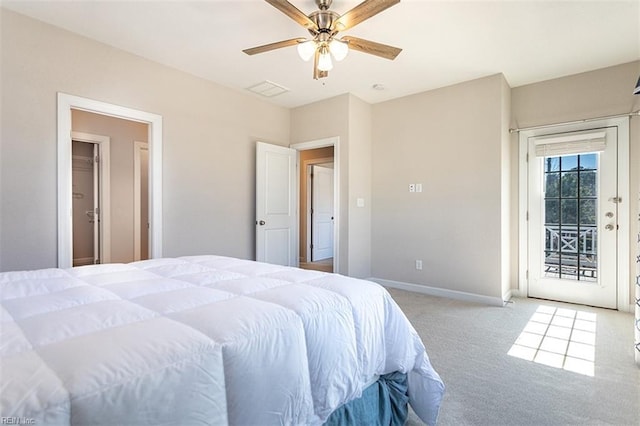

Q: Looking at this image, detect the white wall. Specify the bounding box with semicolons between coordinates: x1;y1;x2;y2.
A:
0;9;290;271
371;74;510;301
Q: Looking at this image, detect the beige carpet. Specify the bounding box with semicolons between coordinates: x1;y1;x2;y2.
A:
387;288;640;426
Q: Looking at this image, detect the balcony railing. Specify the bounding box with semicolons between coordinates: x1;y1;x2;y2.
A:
544;225;597;279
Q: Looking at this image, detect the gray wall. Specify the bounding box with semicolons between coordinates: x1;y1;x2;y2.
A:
0;9;290;271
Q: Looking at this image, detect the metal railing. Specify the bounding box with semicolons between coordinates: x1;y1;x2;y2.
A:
544;225;597;279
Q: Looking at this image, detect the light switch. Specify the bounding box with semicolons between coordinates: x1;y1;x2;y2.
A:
356;198;365;207
416;183;423;193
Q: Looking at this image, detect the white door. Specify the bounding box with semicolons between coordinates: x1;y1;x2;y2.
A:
528;127;618;308
311;165;334;261
256;142;297;266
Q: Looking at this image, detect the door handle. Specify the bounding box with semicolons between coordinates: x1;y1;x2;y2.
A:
605;224;615;231
258;220;266;226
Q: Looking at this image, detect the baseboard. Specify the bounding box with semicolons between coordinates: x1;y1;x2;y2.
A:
509;288;527;299
73;257;94;266
370;277;508;307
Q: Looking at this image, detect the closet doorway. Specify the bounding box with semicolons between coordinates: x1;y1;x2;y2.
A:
57;93;163;268
71;133;110;266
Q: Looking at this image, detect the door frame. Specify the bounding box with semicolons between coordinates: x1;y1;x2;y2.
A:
71;132;111;264
518;116;630;311
133;141;149;261
291;137;340;274
57;93;163;268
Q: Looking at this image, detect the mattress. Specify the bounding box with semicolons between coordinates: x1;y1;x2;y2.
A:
0;255;444;425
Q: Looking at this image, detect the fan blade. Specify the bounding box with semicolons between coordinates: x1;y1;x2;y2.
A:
265;0;318;31
342;36;402;60
243;38;306;55
332;0;400;32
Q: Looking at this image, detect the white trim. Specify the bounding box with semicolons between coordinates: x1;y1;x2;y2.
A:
306;164;313;263
133;141;149;261
517;117;630;312
616;119;630;313
71;131;111;264
291;137;340;273
57;93;163;268
372;278;507;307
291;137;337;151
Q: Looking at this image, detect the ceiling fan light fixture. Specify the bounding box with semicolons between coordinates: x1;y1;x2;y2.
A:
317;45;333;71
297;40;316;61
244;0;403;80
329;38;348;61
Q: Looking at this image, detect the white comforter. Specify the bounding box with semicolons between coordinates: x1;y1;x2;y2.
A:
0;256;444;425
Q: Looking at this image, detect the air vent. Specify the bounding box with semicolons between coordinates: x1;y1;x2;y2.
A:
246;80;289;98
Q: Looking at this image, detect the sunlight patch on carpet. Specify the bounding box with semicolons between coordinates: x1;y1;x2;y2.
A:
508;305;596;376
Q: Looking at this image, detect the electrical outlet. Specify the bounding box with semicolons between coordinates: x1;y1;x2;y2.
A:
415;260;423;270
409;184;416;192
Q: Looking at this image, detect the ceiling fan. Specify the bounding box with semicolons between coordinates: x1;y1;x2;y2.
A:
243;0;402;79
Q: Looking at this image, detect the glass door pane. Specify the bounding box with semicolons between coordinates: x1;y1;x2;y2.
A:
543;154;598;282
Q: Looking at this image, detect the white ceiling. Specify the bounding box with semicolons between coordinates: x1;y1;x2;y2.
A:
3;0;639;108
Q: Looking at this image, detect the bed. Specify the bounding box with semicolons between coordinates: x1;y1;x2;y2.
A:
0;255;444;425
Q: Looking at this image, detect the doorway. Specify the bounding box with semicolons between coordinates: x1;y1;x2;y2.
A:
299;148;335;273
255;137;340;273
519;117;630;310
57;93;163;268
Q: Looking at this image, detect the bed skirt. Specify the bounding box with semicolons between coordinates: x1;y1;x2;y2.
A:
325;372;409;426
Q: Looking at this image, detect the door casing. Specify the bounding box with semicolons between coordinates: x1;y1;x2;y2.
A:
57;93;163;268
292;137;340;273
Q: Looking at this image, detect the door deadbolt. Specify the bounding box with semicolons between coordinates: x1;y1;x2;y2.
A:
605;212;614;218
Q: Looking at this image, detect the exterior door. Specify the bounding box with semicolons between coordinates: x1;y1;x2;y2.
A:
527;127;618;308
256;142;297;266
311;165;334;261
